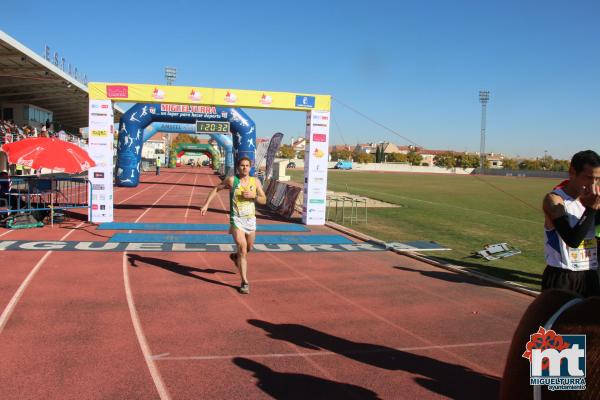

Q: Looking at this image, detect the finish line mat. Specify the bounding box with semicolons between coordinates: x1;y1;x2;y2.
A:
108;233;353;244
97;222;310;232
0;240;450;252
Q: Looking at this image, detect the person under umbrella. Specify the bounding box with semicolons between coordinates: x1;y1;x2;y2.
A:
1;137;96;225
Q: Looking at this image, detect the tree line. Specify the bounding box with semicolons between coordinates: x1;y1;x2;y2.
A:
433;152;569;171
278;144;569;171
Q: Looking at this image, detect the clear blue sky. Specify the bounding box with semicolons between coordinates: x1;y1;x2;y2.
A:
2;0;599;159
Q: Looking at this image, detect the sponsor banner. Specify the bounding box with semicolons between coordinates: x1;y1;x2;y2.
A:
88;99;114;223
295;95;315;108
89;82;331;111
278;186;302;218
264;132;284;179
268;182;288;209
254;140;270;170
106;85;128;98
312;133;327;142
90;129;108;137
303;110;330;225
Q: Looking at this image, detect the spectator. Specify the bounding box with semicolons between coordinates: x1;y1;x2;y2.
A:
0;170;10;209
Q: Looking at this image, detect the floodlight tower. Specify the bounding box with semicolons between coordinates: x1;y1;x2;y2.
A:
479;90;490;173
165;66;177;85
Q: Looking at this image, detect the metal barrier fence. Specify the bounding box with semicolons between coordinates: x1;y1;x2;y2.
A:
0;176;91;222
472;168;569;179
326;195;368;225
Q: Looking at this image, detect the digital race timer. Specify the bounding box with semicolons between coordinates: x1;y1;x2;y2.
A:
196;121;230;133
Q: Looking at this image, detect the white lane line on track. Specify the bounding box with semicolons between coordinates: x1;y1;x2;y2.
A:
117;175;172;205
130;173;186;225
0;221;86;335
184;174;198;221
152;339;512;361
123;253;171;400
267;252;499;377
122;173;186;400
0;229;13;237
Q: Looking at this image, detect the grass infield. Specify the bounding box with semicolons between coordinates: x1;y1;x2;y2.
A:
289;169;571;290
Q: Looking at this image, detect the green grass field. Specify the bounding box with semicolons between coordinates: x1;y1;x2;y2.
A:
289;170;559;290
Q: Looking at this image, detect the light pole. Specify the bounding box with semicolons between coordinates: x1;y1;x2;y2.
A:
479;90;490;174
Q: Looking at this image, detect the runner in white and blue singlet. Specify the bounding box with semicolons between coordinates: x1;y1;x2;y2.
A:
542;150;600;297
201;157;267;294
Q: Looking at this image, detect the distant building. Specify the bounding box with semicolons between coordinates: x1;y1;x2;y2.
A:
354;143;378;154
397;145;424;154
143;132;168;163
417;149;454;165
290;137;306;158
380;142;400;154
292;137;306;152
329;144;353;152
486;153;504;169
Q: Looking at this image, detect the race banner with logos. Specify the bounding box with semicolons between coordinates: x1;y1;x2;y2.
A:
264;132;284;180
302;110;330;225
88;99;114;222
88;82;331;112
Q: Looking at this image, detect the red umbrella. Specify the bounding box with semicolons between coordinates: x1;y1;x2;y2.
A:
1;137;95;173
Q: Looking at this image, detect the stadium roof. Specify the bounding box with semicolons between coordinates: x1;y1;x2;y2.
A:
0;30;122;131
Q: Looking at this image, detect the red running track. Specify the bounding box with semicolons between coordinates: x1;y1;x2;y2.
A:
0;167;533;399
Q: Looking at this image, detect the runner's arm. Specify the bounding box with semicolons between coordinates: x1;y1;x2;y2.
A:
255;179;267;205
544;193;596;248
201;177;232;215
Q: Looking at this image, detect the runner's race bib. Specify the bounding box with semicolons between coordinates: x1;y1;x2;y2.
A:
568;239;598;270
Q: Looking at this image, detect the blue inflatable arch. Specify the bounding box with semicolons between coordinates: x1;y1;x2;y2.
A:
116;103;255;187
143;122;234;173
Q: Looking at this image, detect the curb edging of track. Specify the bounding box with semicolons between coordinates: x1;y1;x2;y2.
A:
324;221;539;298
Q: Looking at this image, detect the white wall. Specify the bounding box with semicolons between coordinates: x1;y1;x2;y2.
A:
275;158;474;175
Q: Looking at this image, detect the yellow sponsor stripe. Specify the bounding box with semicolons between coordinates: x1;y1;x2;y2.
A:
88;82;331;111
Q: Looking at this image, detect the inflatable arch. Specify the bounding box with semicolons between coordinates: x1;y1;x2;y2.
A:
143;122;234;174
116;103;255;187
175;143;221;169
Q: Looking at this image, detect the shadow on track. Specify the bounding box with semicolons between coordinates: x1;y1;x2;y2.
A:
233;357;381;400
127;254;238;290
248;319;498;399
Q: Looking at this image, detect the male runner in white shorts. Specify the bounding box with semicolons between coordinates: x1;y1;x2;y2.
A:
201;157;266;294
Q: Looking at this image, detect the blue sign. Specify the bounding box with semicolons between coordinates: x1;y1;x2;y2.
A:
295;95;315;108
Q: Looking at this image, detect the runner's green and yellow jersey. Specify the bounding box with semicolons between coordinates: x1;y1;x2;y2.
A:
230;176;256;222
